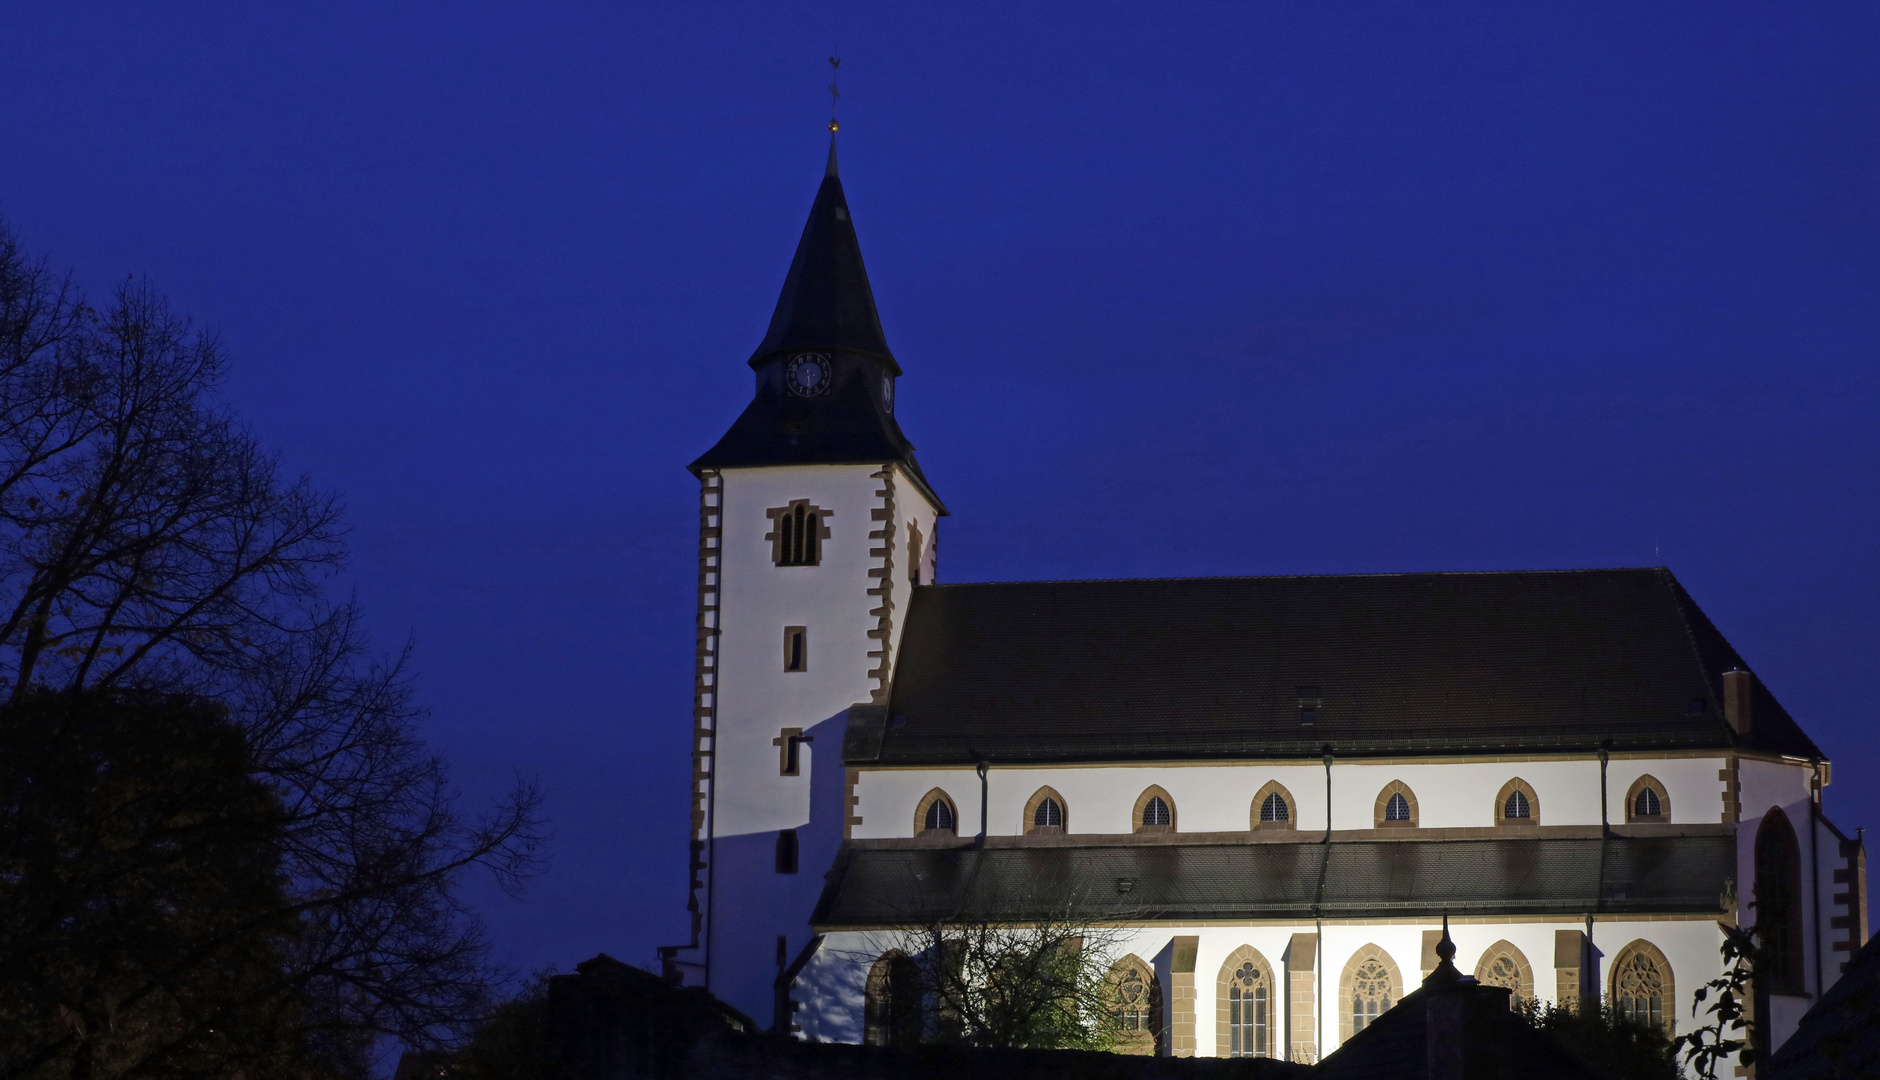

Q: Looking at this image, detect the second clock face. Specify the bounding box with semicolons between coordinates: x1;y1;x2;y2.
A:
785;353;833;397
880;376;894;413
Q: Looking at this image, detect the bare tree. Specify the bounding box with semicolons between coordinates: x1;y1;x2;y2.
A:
858;888;1136;1051
0;220;545;1079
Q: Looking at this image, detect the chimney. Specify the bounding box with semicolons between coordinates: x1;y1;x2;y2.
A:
1723;669;1754;737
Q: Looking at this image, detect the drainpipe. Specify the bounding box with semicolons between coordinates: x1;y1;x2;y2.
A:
1810;759;1824;997
1323;749;1334;842
1598;746;1610;834
975;758;989;848
1584;914;1596;1013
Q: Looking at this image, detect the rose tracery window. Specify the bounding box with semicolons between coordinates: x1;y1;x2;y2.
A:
1117;967;1152;1030
1351;959;1392;1034
1227;961;1269;1057
1615;951;1665;1030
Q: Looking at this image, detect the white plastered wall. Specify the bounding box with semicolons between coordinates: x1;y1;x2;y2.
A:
1735;756;1821;1051
797;918;1725;1054
703;463;939;1024
854;756;1734;839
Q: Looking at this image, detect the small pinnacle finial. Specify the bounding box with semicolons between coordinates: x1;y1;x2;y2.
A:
1436;913;1457;963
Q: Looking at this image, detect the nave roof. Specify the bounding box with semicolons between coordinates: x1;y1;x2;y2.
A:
852;567;1821;764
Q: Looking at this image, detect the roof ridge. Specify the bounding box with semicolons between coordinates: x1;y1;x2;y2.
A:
916;566;1669;590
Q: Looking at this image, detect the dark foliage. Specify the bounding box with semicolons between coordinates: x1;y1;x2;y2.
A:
0;220;545;1077
0;691;306;1079
1516;997;1684;1080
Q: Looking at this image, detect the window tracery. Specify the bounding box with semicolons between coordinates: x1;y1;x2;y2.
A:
1338;944;1403;1045
1471;940;1535;1007
1215;946;1275;1059
1609;941;1674;1034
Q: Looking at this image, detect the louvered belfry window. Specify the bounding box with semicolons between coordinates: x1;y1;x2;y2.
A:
778;503;819;566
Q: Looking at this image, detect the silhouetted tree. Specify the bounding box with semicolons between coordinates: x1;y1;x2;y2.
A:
0;221;545;1078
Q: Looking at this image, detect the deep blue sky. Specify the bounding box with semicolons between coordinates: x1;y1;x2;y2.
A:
2;3;1875;976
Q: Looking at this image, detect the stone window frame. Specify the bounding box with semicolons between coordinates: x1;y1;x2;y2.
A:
773;727;807;776
1023;785;1069;835
1374;780;1419;829
1133;784;1177;834
1625;774;1671;823
1495;777;1540;826
914;787;959;836
1754;807;1807;995
1251;780;1297;831
1609;939;1676;1036
1338;943;1405;1046
1215;944;1278;1059
1106;954;1163;1057
766;499;832;567
783;625;808;672
1473;939;1536;1006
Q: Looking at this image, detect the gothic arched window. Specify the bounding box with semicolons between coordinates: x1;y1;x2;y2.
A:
1625;774;1671;823
767;500;831;567
1134;786;1176;833
1472;940;1535;1007
1025;787;1067;834
1610;941;1674;1035
1251;781;1296;831
1496;777;1538;824
1339;944;1403;1044
1108;955;1163;1056
914;788;958;835
865;951;923;1046
1216;946;1275;1058
1036;798;1062;828
1755;808;1806;994
1375;782;1418;828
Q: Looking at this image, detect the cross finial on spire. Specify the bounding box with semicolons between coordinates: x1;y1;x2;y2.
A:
827;57;842;134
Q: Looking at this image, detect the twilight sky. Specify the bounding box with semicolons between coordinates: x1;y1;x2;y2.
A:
1;3;1875;976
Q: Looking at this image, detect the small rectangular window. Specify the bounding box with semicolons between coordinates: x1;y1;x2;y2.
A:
784;626;807;672
774;727;806;775
775;829;799;874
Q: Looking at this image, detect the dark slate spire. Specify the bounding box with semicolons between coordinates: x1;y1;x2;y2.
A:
690;141;944;514
745;138;899;374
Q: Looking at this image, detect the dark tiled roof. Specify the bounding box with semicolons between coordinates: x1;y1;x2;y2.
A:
1313;961;1613;1080
691;146;940;507
864;568;1819;763
810;834;1734;927
747;144;896;373
1763;930;1880;1080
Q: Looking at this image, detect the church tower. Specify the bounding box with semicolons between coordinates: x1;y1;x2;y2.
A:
661;140;945;1023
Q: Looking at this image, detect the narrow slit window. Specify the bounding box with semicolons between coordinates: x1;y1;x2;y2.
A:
774;727;806;775
783;626;807;672
775;829;798;874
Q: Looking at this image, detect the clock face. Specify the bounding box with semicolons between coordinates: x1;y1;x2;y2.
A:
785;353;833;397
880;376;895;413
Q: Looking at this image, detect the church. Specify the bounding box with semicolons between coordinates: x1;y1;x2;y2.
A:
657;139;1870;1069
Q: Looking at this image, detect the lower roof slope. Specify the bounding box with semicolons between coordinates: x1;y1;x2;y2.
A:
861;567;1819;764
812;834;1734;927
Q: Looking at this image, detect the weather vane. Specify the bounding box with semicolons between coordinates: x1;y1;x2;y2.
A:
827;57;841;133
